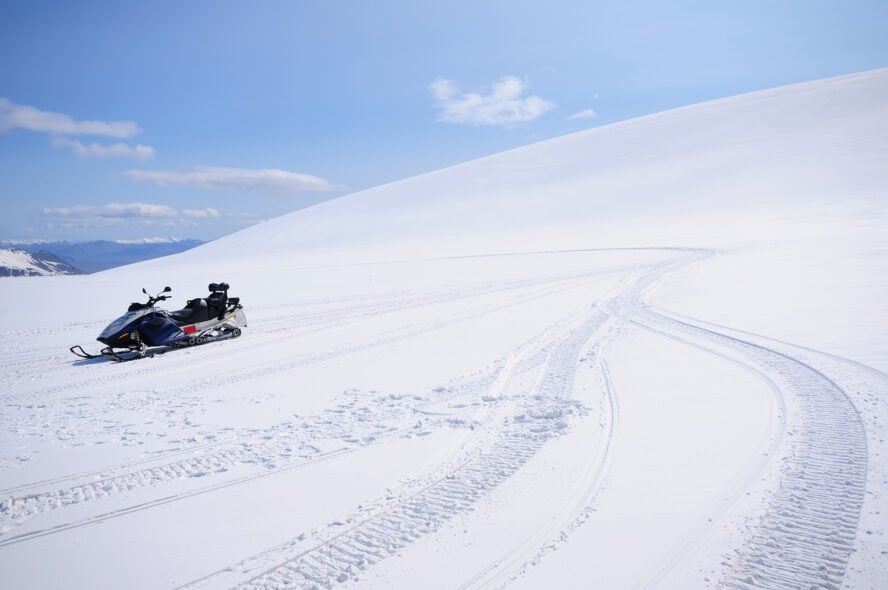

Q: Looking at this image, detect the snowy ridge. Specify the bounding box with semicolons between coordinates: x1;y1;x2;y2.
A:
0;239;204;274
188;68;888;261
0;248;82;277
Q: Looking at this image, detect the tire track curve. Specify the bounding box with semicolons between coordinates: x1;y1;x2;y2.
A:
609;251;868;590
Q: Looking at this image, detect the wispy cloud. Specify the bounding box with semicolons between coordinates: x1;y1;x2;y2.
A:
1;97;154;158
115;237;195;244
182;208;221;218
429;76;556;127
40;202;228;232
43;202;219;219
123;166;333;194
51;137;155;160
0;98;141;138
568;108;597;121
42;202;179;219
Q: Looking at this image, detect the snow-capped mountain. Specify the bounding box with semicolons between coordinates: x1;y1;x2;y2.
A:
1;70;886;590
0;248;83;277
0;239;204;274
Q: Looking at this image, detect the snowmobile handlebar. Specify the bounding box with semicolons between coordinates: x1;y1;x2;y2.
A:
128;287;173;311
147;293;172;306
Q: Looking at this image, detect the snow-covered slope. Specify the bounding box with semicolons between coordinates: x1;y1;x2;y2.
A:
191;68;887;260
0;248;83;277
1;70;886;590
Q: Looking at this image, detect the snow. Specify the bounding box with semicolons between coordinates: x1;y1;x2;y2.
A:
0;248;78;277
0;249;48;275
1;69;887;589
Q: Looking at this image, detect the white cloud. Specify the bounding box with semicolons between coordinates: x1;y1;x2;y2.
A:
123;166;333;194
0;98;141;138
182;208;221;218
568;108;597;121
51;137;155;160
430;76;556;126
40;202;227;231
115;237;191;244
43;202;178;219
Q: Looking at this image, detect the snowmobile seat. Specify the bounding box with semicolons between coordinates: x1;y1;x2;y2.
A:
170;298;211;324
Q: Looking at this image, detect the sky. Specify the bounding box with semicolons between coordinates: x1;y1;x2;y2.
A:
1;0;886;243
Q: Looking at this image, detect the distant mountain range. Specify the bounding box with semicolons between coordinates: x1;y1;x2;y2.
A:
0;248;84;277
0;239;204;275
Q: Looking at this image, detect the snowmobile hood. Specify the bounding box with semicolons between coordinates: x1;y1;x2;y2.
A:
98;308;153;341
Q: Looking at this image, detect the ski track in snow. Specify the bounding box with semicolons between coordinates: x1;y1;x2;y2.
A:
1;248;881;589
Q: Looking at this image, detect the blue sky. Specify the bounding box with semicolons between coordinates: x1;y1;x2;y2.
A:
1;0;886;242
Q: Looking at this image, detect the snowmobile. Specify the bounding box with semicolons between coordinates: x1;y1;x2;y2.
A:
71;282;247;362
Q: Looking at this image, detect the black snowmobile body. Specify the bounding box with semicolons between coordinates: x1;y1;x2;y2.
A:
71;282;247;362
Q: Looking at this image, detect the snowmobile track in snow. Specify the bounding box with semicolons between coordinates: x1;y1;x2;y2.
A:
0;269;610;411
2;248;876;588
0;273;608;542
0;271;605;504
180;307;609;590
455;341;621;590
610;252;868;590
0;363;502;538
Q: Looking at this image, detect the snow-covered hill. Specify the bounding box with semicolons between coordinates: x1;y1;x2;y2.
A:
0;239;204;274
0;70;886;589
0;248;83;277
190;68;887;260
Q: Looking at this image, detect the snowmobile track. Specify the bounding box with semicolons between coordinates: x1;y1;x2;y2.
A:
0;364;503;536
0;280;600;540
0;270;606;409
180;308;609;590
610;253;868;590
455;339;621;590
4;248;874;588
0;446;355;549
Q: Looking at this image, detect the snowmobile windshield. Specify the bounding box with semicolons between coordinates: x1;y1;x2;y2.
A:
98;309;153;340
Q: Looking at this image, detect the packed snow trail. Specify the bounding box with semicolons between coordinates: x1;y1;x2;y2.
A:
181;248;874;589
180;304;612;589
453;341;621;590
605;252;869;589
646;308;888;587
0;248;882;589
0;269;611;535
